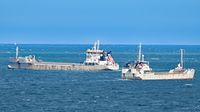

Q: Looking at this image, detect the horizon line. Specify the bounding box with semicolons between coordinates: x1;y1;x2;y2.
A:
0;43;200;46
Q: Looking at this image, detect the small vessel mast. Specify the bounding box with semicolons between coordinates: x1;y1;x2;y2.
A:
97;40;100;50
138;43;142;62
180;49;184;69
16;46;19;59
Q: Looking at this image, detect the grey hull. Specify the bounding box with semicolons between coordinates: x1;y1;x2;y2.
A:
122;70;195;80
8;62;111;71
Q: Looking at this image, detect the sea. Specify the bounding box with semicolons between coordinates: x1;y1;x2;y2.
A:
0;44;200;112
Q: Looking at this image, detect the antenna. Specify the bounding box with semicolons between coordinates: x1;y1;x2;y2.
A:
16;46;19;59
138;43;142;62
180;49;184;69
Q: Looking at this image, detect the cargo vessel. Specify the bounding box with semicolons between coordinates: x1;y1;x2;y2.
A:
122;43;195;80
8;41;119;71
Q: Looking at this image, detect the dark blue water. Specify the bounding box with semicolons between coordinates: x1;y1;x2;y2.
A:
0;44;200;112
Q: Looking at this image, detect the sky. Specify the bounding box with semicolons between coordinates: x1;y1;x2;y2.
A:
0;0;200;44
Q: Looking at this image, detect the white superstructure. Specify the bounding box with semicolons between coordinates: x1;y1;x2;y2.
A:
84;40;119;70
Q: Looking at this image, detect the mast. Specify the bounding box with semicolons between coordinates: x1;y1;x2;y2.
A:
16;46;19;59
93;41;97;50
97;40;100;50
142;55;144;62
138;43;142;62
180;49;184;69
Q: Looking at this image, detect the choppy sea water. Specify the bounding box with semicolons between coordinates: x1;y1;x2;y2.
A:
0;44;200;112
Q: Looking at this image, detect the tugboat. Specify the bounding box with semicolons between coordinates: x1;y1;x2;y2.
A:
8;41;119;71
122;43;195;80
